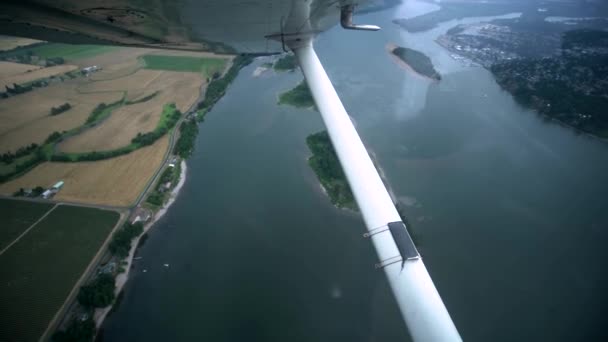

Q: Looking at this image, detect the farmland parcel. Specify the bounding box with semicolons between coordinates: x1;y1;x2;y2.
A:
0;203;119;342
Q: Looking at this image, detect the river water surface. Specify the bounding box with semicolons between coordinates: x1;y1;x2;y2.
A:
102;3;608;341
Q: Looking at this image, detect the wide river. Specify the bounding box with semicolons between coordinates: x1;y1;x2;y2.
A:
102;3;608;341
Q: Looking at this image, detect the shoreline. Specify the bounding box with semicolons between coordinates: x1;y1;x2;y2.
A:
93;159;188;328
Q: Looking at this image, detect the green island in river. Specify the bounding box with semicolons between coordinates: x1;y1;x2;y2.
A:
273;53;297;71
279;80;316;109
306;131;357;210
389;44;441;81
305;131;420;246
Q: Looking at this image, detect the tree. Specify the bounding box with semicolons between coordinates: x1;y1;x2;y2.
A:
77;273;115;308
33;186;45;196
52;317;95;342
109;222;144;258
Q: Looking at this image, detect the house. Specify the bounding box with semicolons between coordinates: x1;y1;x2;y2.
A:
98;262;116;275
130;207;152;224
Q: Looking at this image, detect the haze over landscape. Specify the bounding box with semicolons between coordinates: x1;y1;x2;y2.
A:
0;0;607;341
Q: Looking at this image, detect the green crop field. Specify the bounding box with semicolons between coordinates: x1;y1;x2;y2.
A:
0;199;53;251
0;205;119;342
142;54;227;77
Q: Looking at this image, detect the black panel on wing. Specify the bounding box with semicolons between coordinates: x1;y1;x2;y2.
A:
388;221;420;261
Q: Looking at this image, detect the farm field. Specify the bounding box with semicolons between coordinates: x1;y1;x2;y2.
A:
0;203;119;342
77;69;163;96
142;54;227;77
0;198;53;251
0;42;229;207
0;61;41;78
0;83;123;153
58;71;203;152
0;36;41;51
0;135;170;206
0;43;118;61
0;64;78;90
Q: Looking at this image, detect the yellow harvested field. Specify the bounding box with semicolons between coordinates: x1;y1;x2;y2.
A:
144;71;203;112
0;36;41;51
0;65;78;89
58;71;202;152
145;50;233;59
78;69;163;96
76;47;154;71
0;135;169;207
0;82;122;153
0;61;41;78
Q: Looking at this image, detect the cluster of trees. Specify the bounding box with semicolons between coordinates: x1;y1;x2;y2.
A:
273;54;297;71
306;131;357;210
51;316;95;342
196;54;254;115
174;120;198;158
125;91;158;105
4;82;33;95
51;146;133;162
0;150;45;183
146;164;181;206
77;273;116;308
131;104;181;146
146;191;164;206
1;143;38;163
131;131;161;146
50;103;71;116
109;222;144;258
86;99;123;125
13;186;45;197
45;131;63;144
278;81;316;109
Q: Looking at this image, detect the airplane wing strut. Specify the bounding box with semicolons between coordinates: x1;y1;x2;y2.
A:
292;40;462;342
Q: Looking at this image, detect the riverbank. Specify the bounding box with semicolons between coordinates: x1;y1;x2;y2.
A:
93;160;187;328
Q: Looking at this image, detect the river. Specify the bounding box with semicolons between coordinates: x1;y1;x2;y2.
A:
102;3;608;341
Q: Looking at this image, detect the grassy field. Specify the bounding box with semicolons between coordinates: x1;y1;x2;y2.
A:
0;204;119;342
0;199;53;251
142;54;226;77
0;135;170;206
